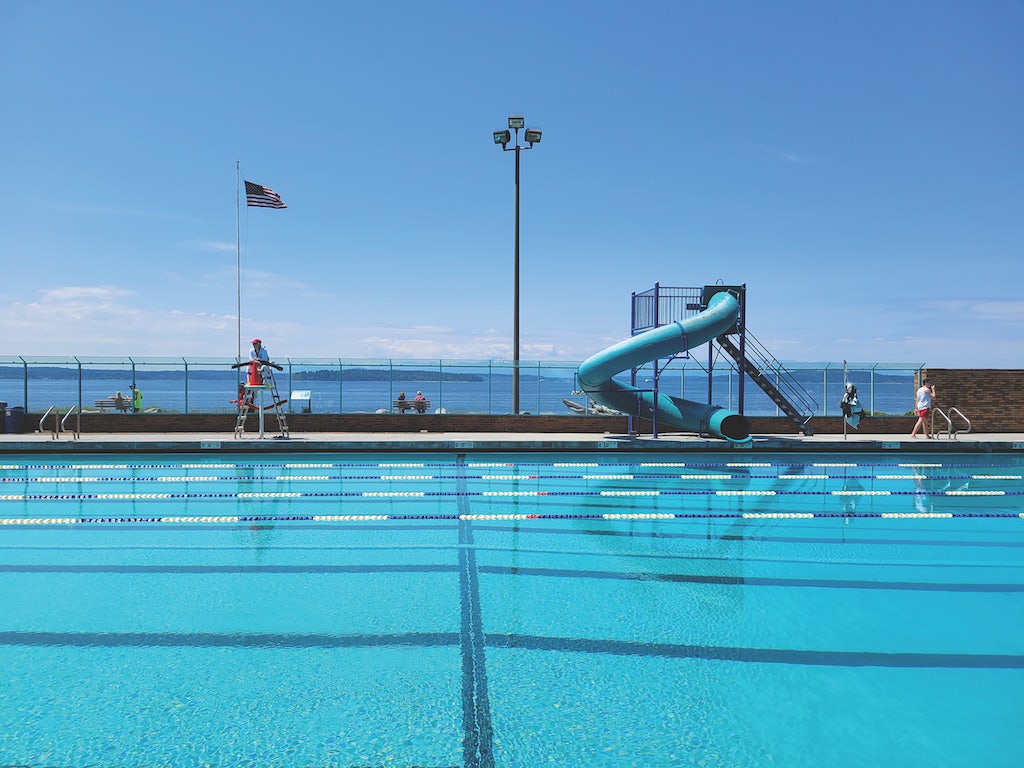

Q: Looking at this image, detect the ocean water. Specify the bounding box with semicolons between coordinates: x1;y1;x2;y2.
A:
0;370;916;417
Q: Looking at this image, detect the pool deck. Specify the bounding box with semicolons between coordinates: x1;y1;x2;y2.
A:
2;428;1022;454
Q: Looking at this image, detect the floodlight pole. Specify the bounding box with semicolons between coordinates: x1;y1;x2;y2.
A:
513;140;521;415
494;116;541;414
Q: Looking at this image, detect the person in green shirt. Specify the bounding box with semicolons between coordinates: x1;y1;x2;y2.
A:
132;385;143;413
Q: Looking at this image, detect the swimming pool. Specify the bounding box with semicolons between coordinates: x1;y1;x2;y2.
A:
2;451;1022;767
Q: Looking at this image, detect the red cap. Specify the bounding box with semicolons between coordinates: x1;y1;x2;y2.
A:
251;338;261;344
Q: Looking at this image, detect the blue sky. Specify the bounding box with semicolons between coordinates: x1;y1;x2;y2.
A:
1;1;1021;367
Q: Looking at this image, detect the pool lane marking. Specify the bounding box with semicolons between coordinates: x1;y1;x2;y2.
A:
97;494;173;499
882;513;954;518
602;513;675;519
0;630;1018;669
161;516;241;523
743;513;815;518
5;471;1012;486
4;488;1023;503
455;454;496;768
5;510;1024;524
312;515;390;521
482;491;548;496
488;633;1024;669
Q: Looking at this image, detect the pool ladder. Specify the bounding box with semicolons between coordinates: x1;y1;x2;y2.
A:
38;405;80;439
933;407;971;439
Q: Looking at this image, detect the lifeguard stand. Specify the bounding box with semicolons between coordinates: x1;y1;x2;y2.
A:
234;362;290;439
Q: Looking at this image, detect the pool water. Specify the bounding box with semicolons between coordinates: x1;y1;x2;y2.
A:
1;451;1022;767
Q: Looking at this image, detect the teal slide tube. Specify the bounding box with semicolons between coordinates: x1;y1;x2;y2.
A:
577;290;751;441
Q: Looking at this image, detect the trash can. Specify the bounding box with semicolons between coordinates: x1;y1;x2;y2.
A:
5;406;25;434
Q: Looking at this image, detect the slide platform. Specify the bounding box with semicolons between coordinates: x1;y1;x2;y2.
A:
577;289;751;442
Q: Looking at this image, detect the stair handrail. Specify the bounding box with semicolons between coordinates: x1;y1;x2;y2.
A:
746;331;818;418
720;329;818;420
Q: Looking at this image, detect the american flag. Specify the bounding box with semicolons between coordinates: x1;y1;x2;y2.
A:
244;180;287;209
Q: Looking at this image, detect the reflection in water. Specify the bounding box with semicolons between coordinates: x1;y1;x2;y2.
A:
841;474;864;515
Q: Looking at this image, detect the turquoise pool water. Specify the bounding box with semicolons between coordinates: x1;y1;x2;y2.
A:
1;451;1022;767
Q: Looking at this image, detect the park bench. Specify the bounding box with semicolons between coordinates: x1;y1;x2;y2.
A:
393;398;430;413
94;397;131;412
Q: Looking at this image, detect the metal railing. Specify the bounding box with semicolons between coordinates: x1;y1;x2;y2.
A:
1;355;924;418
631;285;704;334
60;406;80;439
933;407;971;439
39;406;58;438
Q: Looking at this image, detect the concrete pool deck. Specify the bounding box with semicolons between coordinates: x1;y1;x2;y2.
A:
1;428;1022;454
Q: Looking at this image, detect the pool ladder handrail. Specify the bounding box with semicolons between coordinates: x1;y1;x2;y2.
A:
61;405;81;439
933;406;971;439
39;406;58;438
38;405;80;439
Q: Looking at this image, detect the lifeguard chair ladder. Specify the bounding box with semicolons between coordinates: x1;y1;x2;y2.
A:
234;365;289;439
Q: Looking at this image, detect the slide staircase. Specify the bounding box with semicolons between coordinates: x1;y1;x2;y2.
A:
715;331;816;435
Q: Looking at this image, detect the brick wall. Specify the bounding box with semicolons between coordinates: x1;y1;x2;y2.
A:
915;369;1024;433
29;412;630;435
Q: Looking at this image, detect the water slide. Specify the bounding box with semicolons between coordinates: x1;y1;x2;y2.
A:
577;289;751;442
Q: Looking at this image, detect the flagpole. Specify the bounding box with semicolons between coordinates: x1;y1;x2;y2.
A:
236;160;241;363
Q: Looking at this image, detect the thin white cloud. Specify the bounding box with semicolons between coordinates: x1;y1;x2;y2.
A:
926;300;1024;324
188;239;237;253
39;286;135;302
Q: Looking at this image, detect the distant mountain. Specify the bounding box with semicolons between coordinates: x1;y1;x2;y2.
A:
0;365;489;383
0;365;915;384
